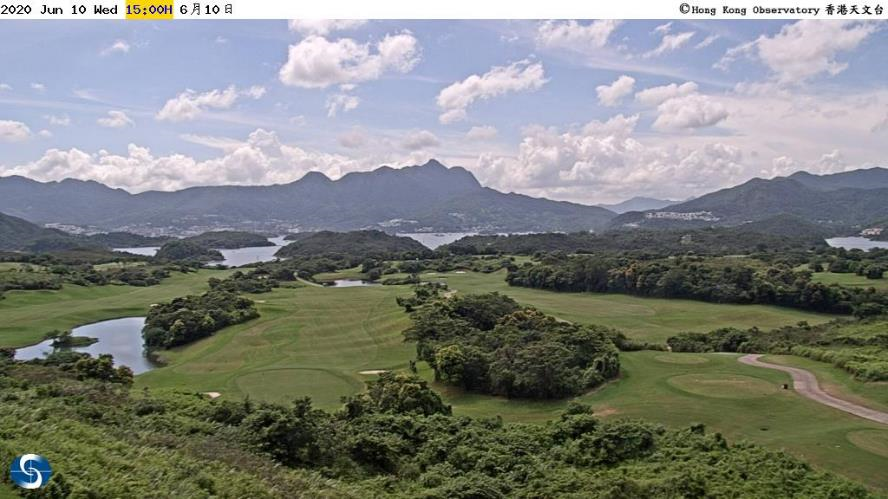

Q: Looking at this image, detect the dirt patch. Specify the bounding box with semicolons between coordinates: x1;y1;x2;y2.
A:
204;392;221;399
359;370;388;375
594;407;620;417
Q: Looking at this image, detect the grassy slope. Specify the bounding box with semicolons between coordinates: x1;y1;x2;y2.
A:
0;269;233;348
424;351;888;491
421;270;839;343
812;271;888;290
137;284;415;409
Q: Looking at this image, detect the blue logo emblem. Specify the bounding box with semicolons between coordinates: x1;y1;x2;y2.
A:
9;454;52;489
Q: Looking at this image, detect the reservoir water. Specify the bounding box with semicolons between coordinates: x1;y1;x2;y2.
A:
14;317;156;374
115;235;289;267
826;237;888;251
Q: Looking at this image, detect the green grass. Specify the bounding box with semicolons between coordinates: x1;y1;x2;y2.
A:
137;284;415;409
0;269;233;348
419;270;839;343
419;351;888;491
313;266;367;282
812;271;888;289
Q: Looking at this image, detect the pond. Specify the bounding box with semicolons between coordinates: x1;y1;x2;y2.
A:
14;317;157;374
328;279;382;287
826;237;888;251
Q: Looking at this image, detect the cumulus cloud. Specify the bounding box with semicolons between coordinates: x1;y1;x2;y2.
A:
596;75;635;107
326;92;360;117
0;83;11;91
4;129;365;192
287;19;367;36
400;130;440;151
38;129;52;138
278;31;420;89
466;125;498;140
97;110;135;128
653;22;672;35
634;81;699;107
0;120;32;141
716;20;877;84
156;85;265;122
101;40;131;56
644;31;695;58
436;59;547;124
536;20;621;50
652;94;729;130
473;114;746;203
30;83;45;92
45;114;71;126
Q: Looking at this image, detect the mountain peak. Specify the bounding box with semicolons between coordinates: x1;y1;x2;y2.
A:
420;158;446;169
299;171;332;184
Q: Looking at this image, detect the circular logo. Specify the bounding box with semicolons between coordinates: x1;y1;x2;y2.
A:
9;454;52;489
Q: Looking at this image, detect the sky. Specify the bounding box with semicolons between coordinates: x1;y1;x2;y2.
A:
0;19;886;204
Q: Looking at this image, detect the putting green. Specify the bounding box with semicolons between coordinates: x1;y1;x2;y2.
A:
847;430;888;458
667;373;779;399
654;353;710;364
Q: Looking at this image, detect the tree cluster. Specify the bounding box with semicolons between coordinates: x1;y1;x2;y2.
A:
405;293;620;399
142;290;259;348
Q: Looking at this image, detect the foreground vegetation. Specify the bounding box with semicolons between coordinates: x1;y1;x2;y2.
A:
0;357;875;498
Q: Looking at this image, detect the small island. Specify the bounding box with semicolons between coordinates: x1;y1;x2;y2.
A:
49;329;98;348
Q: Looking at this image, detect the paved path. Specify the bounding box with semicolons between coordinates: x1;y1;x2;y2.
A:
739;354;888;425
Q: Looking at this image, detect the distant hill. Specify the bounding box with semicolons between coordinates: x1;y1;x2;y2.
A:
87;232;171;248
598;196;678;214
611;168;888;231
154;240;223;262
0;212;94;252
0;160;616;234
275;230;431;259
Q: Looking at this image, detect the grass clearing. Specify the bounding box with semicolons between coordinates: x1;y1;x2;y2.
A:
812;271;888;290
0;269;233;348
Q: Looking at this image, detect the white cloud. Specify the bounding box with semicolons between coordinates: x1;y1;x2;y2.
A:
472;114;747;203
101;40;131;56
596;75;635;107
652;94;729;130
31;83;45;92
97;110;135;128
644;31;695;58
156;85;265;122
338;127;368;148
45;114;71;126
437;59;547;124
466;125;498;140
326;93;360;117
215;36;228;44
0;83;11;91
653;22;672;35
634;81;699;107
0;120;32;142
287;19;367;36
695;34;719;49
5;129;366;192
401;130;440;151
536;20;621;50
716;20;877;84
38;129;52;138
278;31;420;89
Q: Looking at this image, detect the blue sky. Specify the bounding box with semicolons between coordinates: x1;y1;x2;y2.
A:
1;19;886;203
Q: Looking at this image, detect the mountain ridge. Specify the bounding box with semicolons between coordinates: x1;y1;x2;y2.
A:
0;160;615;234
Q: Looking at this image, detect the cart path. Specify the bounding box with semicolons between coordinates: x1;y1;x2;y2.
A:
739;354;888;425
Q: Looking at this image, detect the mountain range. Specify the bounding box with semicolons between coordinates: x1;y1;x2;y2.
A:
612;168;888;231
0;160;615;234
3;163;888;239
